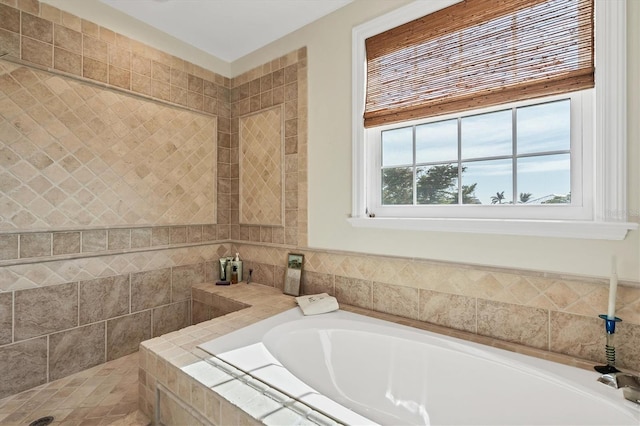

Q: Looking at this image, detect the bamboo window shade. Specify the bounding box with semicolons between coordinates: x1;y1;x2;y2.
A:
364;0;594;128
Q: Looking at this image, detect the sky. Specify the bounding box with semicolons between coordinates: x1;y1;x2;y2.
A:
381;99;571;204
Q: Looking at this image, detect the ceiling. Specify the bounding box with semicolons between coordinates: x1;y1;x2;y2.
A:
99;0;353;63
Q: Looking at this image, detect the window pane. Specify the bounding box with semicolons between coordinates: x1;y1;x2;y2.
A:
416;164;458;205
382;126;413;166
461;159;512;205
517;100;570;154
416;119;457;164
382;167;413;205
517;154;570;204
461;110;512;159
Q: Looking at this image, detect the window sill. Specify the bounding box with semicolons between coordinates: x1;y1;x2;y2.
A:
347;217;637;240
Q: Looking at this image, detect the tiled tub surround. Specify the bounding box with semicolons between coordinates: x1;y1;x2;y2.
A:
231;242;640;374
140;283;633;425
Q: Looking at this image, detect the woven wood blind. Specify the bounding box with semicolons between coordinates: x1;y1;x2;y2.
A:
364;0;594;128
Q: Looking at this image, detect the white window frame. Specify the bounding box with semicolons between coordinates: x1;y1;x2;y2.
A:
349;0;637;240
368;92;590;220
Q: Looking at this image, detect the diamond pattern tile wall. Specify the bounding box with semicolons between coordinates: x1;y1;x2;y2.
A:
0;60;216;230
239;107;283;226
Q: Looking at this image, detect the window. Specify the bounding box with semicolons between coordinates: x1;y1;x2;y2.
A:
350;0;636;239
368;92;591;220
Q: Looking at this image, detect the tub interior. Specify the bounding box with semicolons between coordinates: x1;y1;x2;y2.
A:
199;308;640;425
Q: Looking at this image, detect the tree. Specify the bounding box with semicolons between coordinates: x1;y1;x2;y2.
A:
382;167;413;205
519;192;533;204
462;183;481;204
491;191;505;204
416;164;458;204
382;164;480;205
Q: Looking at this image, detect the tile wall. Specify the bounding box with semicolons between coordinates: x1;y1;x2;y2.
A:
0;0;233;400
233;242;640;373
231;48;308;247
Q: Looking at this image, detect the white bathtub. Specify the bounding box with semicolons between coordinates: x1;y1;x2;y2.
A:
199;308;640;425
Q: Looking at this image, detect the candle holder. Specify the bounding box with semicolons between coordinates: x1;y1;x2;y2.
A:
594;314;622;374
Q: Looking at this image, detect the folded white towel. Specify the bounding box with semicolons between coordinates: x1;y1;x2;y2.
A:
295;293;339;315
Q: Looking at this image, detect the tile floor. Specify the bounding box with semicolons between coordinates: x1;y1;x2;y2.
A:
0;352;149;426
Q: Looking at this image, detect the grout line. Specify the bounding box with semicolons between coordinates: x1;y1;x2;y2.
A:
11;291;15;344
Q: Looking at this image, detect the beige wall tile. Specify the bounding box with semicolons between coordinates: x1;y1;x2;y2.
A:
151;79;170;101
20;232;50;258
152;60;170;83
108;65;130;90
131;268;171;312
53;47;81;76
131;72;151;96
335;276;372;309
82;229;106;252
60;11;80;32
79;275;129;324
170;68;187;89
0;337;47;399
618;322;640;372
373;282;419;320
170;226;187;244
53;231;80;255
82;34;107;62
152;300;190;337
21;36;52;67
109;45;130;69
0;234;18;260
192;300;212;324
107;310;151;361
0;4;20;33
82;56;108;83
53;24;81;53
151;227;170;246
301;270;333;296
21;12;52;43
80;19;98;37
187;225;202;243
131;53;150;76
0;28;20;57
0;291;11;345
419;289;477;333
49;322;105;381
172;263;204;302
549;311;601;365
14;282;78;340
202;225;216;241
131;227;151;249
477;299;549;350
108;229;130;250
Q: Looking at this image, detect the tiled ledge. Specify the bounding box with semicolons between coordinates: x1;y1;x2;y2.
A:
0;224;224;265
139;282;607;424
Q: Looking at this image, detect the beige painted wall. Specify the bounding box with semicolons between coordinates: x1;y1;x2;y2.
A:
44;0;640;281
233;0;640;282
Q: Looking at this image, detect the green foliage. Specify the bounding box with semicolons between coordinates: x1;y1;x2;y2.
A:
490;191;505;204
542;193;571;204
382;164;480;205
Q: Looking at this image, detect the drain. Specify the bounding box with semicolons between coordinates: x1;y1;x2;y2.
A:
29;416;54;426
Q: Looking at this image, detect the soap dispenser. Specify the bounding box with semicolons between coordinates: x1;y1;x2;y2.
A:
231;252;243;283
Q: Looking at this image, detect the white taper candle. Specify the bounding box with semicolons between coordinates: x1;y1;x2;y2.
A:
607;256;618;320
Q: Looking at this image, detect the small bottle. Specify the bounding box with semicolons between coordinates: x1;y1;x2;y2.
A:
231;265;238;284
